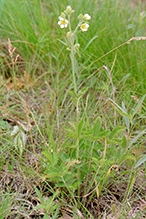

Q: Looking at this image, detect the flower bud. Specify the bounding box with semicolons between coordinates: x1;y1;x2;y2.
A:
67;31;71;38
74;43;80;48
60;12;66;18
78;13;84;21
66;47;71;51
65;5;72;15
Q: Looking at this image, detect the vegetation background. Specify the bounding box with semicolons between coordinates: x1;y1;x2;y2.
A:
0;0;146;218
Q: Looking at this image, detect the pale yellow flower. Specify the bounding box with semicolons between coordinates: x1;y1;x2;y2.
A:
58;17;69;28
80;23;89;32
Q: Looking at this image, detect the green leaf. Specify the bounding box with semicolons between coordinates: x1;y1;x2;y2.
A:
132;94;146;118
93;118;101;136
137;2;141;21
71;97;77;105
0;119;9;130
127;129;146;150
109;126;126;140
69;144;78;148
65;159;80;170
136;27;143;37
67;90;77;98
35;204;45;209
84;35;99;50
120;154;136;163
122;135;127;149
60;152;69;161
99;158;107;165
122;101;130;133
14;134;23;156
134;155;146;168
65;126;76;138
43;214;49;219
42;151;54;165
34;186;42;201
57;39;68;46
126;173;135;198
74;55;78;76
78;87;88;99
53;152;59;165
107;138;122;144
127;24;135;30
109;98;130;118
43;172;61;178
92;157;100;165
91;130;110;140
68;122;76;131
98;130;110;138
78;118;84;137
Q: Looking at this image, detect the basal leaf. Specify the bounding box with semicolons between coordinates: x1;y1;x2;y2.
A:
109;98;130;118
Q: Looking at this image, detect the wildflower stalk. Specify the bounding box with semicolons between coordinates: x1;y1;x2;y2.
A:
68;14;80;196
76;99;80;196
58;5;91;198
68;15;77;94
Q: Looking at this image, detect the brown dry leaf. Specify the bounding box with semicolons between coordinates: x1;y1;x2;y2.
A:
1;71;36;91
58;213;73;219
0;102;12;111
6;72;31;90
140;203;146;210
0;75;4;85
1;110;28;127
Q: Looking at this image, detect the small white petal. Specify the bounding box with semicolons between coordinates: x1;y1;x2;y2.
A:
84;13;91;20
65;19;68;24
60;24;65;28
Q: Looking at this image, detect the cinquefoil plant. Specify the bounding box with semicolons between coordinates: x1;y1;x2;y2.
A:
42;6;140;214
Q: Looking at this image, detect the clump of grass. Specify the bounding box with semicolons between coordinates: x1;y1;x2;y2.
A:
1;0;146;93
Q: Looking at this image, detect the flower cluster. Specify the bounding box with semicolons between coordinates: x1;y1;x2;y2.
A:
58;6;91;32
78;13;91;32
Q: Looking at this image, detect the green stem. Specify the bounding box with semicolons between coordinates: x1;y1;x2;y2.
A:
68;15;77;94
68;14;80;196
76;99;79;159
103;137;107;159
76;99;80;197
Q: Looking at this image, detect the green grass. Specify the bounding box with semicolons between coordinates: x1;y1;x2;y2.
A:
0;0;146;218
